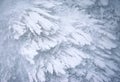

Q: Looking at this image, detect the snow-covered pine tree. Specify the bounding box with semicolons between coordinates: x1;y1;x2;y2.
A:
0;0;120;82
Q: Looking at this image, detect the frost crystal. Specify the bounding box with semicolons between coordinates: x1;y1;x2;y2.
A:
0;0;120;82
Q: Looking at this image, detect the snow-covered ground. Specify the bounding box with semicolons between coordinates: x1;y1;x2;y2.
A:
0;0;120;82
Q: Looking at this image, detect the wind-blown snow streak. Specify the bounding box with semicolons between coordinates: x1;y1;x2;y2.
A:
0;0;120;82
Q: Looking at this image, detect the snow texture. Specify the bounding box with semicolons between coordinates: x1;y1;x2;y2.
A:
0;0;120;82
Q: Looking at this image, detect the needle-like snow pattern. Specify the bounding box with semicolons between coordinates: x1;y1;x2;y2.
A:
0;0;120;82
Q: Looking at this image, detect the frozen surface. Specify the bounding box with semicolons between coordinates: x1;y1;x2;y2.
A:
0;0;120;82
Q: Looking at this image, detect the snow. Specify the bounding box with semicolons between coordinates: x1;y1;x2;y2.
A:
12;24;26;39
47;62;53;74
100;0;109;6
37;69;45;82
99;37;117;49
32;7;60;20
24;14;42;35
52;58;65;74
94;58;106;68
0;0;120;82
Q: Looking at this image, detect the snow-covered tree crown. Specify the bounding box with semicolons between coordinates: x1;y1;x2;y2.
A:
0;0;120;82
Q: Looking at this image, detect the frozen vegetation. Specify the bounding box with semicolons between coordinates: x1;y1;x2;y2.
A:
0;0;120;82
